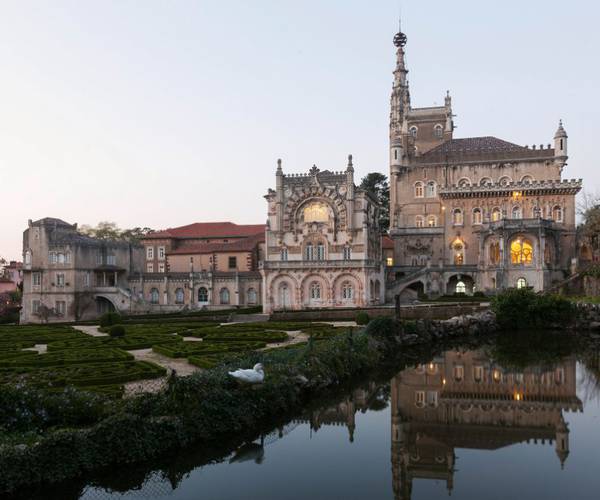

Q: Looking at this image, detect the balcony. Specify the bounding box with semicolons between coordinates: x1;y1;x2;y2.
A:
261;259;381;271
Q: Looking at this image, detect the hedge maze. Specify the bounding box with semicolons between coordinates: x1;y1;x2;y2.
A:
0;319;357;396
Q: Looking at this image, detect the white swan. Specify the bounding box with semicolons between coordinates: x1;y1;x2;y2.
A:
228;363;265;384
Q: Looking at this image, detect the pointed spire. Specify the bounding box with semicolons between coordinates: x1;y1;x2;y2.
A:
555;119;567;138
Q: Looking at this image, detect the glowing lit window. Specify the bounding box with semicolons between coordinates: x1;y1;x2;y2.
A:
427;215;436;227
456;281;466;294
491;208;502;221
386;257;394;267
415;215;424;228
474;366;484;382
415;391;425;408
516;277;527;289
511;238;533;265
303;202;329;223
552;205;563;222
454;365;464;382
472;208;482;224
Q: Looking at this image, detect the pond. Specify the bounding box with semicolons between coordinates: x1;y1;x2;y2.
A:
12;340;600;500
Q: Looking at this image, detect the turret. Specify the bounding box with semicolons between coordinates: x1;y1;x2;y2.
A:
554;120;568;167
555;414;570;469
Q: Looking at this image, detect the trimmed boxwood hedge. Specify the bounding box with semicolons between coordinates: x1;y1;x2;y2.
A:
152;340;266;359
0;348;133;368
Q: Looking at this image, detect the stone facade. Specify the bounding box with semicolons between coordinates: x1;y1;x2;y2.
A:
387;29;581;300
20;218;143;323
261;157;384;313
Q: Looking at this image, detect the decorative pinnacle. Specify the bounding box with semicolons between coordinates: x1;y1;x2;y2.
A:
393;31;407;48
348;154;353;167
277;158;282;171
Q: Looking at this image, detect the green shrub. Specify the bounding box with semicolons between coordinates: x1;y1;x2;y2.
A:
365;317;399;338
99;312;122;328
491;288;576;330
356;312;370;325
109;325;126;338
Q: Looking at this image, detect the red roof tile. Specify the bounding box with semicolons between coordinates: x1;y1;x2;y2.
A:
145;222;266;240
382;235;394;249
167;233;264;255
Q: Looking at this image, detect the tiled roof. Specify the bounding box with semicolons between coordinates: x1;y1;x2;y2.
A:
423;137;525;156
31;217;74;228
146;222;266;240
167;233;264;255
382;235;394;249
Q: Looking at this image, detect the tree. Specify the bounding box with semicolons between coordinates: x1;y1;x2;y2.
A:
79;222;153;243
360;173;390;232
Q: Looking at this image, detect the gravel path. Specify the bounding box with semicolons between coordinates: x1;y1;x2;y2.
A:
73;325;108;337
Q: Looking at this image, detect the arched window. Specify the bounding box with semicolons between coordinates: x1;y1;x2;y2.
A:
516;277;527;289
456;281;466;294
175;288;184;304
512;205;522;219
247;288;257;305
520;175;534;184
198;287;208;303
472;208;482;225
310;282;321;300
410;126;418;138
480;177;492;187
511;237;534;265
426;181;436;197
278;283;290;308
434;124;443;138
453;239;464;265
489;242;501;264
415;215;424;228
552;205;563;222
427;215;437;227
342;282;353;300
316;242;325;260
414;182;424;198
150;288;159;304
491;207;502;222
498;176;512;187
219;288;230;305
280;247;288;261
453;208;463;225
457;178;471;187
305;243;314;261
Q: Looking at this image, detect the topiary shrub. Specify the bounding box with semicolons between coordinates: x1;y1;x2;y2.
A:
108;325;126;338
355;312;370;325
99;312;122;328
491;288;576;331
364;317;398;338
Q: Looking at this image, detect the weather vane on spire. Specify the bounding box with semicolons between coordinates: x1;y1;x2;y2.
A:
394;2;407;47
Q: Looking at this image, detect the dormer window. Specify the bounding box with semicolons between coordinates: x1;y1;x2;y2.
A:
409;126;418;138
434;124;443;138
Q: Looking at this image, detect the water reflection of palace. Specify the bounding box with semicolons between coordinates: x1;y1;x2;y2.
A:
391;350;583;500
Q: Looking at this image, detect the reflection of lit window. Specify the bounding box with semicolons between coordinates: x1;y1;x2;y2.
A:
415;391;425;408
427;391;438;407
555;368;565;385
511;238;533;264
454;365;464;381
303;202;329;223
493;369;502;382
474;366;483;382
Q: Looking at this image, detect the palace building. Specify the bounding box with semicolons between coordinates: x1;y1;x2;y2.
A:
387;29;582;300
261;157;384;313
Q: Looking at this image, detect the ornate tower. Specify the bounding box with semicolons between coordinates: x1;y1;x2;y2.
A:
554;119;568;170
389;26;410;230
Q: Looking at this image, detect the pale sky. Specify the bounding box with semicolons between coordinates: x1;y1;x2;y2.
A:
1;0;598;260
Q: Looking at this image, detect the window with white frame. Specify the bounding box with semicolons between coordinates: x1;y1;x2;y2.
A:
57;253;65;264
198;287;209;302
65;252;71;264
24;251;32;265
280;247;288;261
56;273;65;287
310;282;321;300
96;253;103;265
512;205;522;219
55;301;66;316
426;391;438;407
552;205;563;222
491;207;502;222
427;215;437;227
158;262;165;273
247;288;257;305
32;272;41;287
146;263;154;273
472;208;482;224
83;272;90;287
32;300;40;314
343;246;351;260
219;288;230;304
453;208;463;225
415;215;425;228
426;181;436;197
316;242;325;260
342;282;353;300
107;255;116;266
158;246;165;260
146;246;154;260
150;288;159;304
49;252;57;264
175;288;184;304
305;243;314;261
